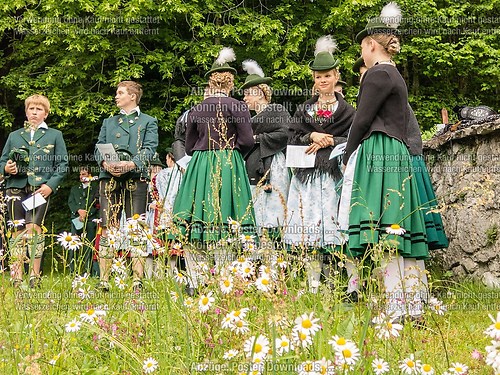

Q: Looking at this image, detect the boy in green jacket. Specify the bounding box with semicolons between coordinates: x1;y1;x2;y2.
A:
0;94;68;287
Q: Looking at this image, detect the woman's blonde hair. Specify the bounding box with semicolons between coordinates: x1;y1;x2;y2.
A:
256;84;272;103
370;34;401;56
208;72;234;93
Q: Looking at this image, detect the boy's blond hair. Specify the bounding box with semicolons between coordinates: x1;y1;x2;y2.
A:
117;81;143;104
25;94;50;113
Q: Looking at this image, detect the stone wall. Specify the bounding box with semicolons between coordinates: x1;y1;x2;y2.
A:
424;118;500;288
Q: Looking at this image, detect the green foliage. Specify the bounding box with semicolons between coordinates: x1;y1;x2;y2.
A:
485;224;498;247
0;0;499;229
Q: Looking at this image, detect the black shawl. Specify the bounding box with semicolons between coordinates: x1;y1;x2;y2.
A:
245;104;290;185
289;93;355;183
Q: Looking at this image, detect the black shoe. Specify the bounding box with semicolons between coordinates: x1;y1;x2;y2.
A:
185;286;196;297
29;276;41;289
345;291;359;303
133;280;143;293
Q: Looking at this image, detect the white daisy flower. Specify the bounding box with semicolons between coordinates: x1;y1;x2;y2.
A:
71;273;89;289
227;217;241;234
314;357;335;375
485;312;500;340
170;291;179;302
183;297;194;308
57;232;82;250
48;354;59;365
334;341;360;366
372;358;390;374
238;261;255;279
255;274;272;293
143;357;159;373
294;312;321;336
65;319;81;333
114;276;127;290
448;362;468;374
198;292;215;313
223;349;239;360
275;335;293;355
268;315;290;329
485;340;500;369
220;276;234;294
420;363;435;375
386;224;406;235
328;335;353;351
7;219;26;228
373;313;404;339
228;308;250;321
428;297;446;315
244;242;256;252
240;234;255;244
221;315;235;330
243;335;270;360
79;307;106;324
230;317;250;335
112;257;127;275
259;265;278;280
399;354;421;374
92;218;102;223
173;268;187;285
76;287;93;300
291;328;313;349
273;256;288;269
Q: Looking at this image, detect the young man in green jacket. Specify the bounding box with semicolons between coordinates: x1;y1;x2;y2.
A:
94;81;158;290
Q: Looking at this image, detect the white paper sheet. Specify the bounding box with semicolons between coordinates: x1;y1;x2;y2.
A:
22;193;47;211
285;145;316;168
176;155;192;170
72;217;84;230
329;142;347;160
96;143;120;164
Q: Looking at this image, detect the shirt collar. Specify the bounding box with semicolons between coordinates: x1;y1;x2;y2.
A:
30;121;48;131
120;106;141;116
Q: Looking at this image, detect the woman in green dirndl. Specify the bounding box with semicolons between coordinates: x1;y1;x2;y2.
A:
284;35;355;293
170;47;256;290
338;3;428;320
352;58;449;311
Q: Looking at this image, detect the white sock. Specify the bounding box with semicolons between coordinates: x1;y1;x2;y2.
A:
383;253;406;318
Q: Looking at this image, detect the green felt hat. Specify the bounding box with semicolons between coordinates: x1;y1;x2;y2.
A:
205;47;237;77
240;59;272;90
308;35;340;71
352;57;366;74
309;51;340;71
149;154;165;168
356;2;402;43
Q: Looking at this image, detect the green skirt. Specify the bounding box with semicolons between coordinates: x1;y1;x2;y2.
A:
171;150;256;242
411;155;449;250
346;133;428;259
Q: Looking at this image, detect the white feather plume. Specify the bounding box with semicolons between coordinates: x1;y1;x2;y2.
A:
380;2;402;28
242;59;265;78
314;35;338;56
215;47;236;66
